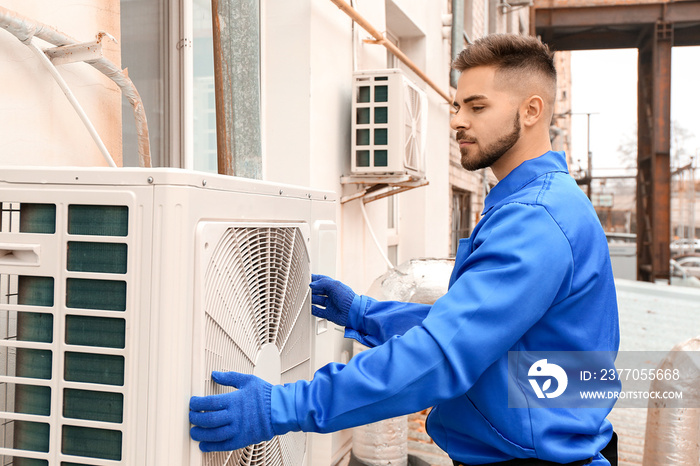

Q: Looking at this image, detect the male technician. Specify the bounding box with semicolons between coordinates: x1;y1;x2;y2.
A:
190;33;619;465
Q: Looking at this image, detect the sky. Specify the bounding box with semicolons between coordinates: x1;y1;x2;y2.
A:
570;46;700;177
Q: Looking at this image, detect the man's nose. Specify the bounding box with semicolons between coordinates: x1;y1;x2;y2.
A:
450;112;469;131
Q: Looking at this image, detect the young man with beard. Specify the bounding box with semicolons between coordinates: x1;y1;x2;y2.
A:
189;34;619;466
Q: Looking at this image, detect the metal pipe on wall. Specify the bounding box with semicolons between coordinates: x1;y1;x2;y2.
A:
329;0;453;105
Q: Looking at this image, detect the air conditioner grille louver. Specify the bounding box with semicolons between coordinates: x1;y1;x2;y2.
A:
404;85;423;171
203;226;310;466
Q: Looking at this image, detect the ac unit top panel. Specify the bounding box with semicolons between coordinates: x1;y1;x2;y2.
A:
0;167;335;203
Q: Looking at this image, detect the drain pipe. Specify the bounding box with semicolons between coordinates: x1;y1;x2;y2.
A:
642;336;700;465
25;38;117;168
0;6;151;167
359;201;395;271
450;0;464;89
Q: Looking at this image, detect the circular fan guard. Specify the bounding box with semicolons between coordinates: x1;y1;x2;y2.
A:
202;226;311;466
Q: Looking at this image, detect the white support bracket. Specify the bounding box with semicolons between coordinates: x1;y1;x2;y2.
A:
26;38;117;167
44;40;104;66
340;174;429;204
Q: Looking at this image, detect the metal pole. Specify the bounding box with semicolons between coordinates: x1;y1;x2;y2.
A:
570;112;598;199
691;155;696;243
587;113;592;199
211;0;262;179
450;0;464;89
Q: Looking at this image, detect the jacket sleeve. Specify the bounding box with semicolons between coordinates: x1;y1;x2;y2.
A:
344;297;432;348
271;203;574;435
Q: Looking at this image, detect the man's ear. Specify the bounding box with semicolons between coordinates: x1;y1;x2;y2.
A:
521;94;545;127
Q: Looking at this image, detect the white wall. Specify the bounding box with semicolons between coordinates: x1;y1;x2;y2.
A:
263;0;453;295
342;0;452;291
411;0;452;260
0;1;122;166
262;2;356;462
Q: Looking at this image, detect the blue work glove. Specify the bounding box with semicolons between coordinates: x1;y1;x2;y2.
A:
310;274;357;327
189;371;276;452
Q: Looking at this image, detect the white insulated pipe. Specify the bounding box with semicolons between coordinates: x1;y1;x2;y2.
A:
359;200;396;271
26;38;118;168
0;6;151;167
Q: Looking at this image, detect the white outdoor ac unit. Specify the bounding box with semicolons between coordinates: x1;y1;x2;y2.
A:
0;167;340;466
351;69;427;177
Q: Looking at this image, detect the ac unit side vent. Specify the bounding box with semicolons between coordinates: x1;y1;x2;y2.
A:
0;201;130;464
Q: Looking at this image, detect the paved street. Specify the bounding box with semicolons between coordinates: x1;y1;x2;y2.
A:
609;279;700;466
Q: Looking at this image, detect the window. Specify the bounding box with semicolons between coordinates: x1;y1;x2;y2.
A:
193;0;217;172
385;0;426;73
120;0;169;167
120;0;261;173
388;195;398;230
387;195;399;266
451;189;472;255
386;30;400;68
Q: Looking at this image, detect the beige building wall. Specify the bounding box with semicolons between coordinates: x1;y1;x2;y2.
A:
467;0;487;38
552;50;573;163
671;177;700;240
0;1;122;167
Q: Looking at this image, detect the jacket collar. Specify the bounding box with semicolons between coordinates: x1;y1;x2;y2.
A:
482;151;569;215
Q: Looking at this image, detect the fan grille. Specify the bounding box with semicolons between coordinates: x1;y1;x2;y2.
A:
404;83;423;171
202;226;311;466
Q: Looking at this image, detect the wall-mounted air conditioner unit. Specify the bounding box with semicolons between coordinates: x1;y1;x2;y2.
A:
351;68;427;178
0;167;339;466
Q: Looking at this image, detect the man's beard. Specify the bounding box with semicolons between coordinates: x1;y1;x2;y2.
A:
458;112;521;171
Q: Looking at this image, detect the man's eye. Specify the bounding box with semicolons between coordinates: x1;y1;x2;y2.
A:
472;106;484;112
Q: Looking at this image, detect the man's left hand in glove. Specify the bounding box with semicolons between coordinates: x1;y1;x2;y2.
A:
190;371;277;452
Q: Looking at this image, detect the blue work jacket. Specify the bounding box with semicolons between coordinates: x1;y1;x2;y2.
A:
272;151;620;465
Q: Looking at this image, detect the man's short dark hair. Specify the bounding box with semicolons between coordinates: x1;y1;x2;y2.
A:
452;33;557;88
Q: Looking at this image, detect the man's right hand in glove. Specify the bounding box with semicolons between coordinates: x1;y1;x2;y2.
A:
309;274;359;328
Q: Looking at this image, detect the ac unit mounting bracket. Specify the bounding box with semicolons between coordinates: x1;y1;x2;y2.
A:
340;174;429;204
